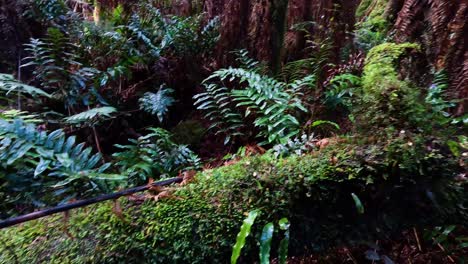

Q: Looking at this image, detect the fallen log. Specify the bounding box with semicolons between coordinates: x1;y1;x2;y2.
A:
0;177;182;229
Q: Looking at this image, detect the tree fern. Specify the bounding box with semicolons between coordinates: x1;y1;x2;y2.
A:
139;86;175;122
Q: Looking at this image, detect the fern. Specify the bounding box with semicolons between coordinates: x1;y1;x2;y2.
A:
193;83;245;144
232;49;267;74
0;110;42;123
0;119;121;212
124;4;219;58
324;73;361;109
231;210;259;264
113;128;201;185
22;28;102;108
272;133;318;158
127;13;162;58
64;106;117;125
0;74;51;98
197;68;308;145
139;86;175;122
425;70;467;125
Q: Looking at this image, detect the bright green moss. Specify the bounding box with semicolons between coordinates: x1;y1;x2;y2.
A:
353;42;431;132
355;0;390;51
1;135;464;263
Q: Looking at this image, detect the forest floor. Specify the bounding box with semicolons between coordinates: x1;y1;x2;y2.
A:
279;228;468;263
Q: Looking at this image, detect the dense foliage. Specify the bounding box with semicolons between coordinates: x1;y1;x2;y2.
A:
0;0;466;263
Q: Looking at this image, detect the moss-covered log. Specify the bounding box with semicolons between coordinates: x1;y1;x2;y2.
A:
0;134;465;263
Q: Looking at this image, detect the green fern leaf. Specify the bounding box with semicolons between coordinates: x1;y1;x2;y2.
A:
139;86;175;122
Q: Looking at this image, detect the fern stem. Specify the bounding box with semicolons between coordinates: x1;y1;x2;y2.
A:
17;53;22;110
93;127;102;153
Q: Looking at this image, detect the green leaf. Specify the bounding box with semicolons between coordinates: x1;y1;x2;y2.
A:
310;120;340;130
34;158;50;177
259;222;274;264
139;86;175;122
351;193;364;214
56;153;73;168
278;218;290;264
446;140;460;157
231;210;259;264
64;107;117;124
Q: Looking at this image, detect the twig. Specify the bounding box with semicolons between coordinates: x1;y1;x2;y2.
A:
17;53;22;110
435;241;455;263
413;227;422;251
344;247;358;264
92;126;103;153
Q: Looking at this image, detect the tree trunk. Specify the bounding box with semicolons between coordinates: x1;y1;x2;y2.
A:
202;0;360;66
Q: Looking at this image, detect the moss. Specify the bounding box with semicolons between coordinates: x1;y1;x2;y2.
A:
0;134;465;263
355;0;390;51
353;42;430;133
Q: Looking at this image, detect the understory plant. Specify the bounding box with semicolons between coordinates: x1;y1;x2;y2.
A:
231;210;290;264
0;119;122;218
113;128;201;185
195;68;312;145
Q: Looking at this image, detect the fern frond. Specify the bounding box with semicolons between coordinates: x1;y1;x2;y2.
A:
426;70;455;118
0;119;121;208
232;49;267;74
272;133;318;158
280;58;314;82
22;28;102;108
139;86;175;122
64;106;117;124
197;68;308;145
0;74;51;98
113;128;200;185
394;0;423;41
0;110;42;123
194;83;245;144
